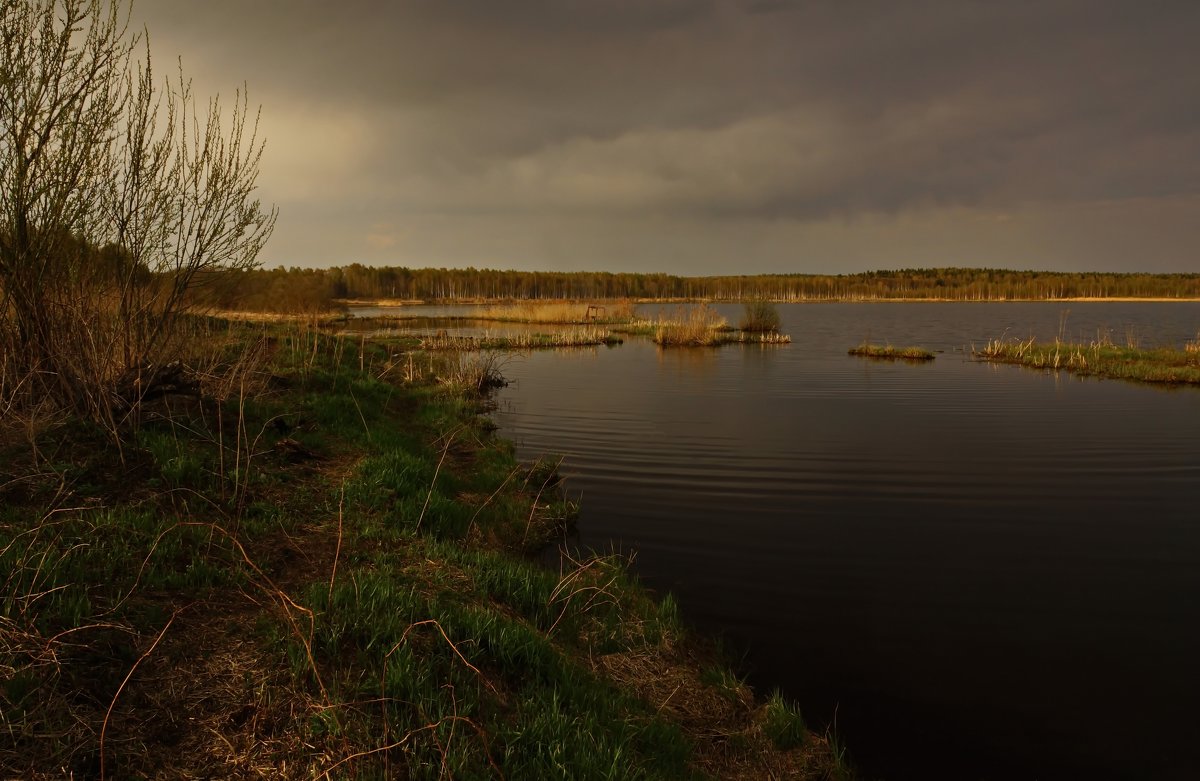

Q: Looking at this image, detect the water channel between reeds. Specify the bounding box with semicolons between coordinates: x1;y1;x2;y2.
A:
355;301;1200;781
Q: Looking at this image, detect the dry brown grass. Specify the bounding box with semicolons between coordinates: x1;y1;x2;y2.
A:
435;351;509;394
478;299;636;324
652;304;730;346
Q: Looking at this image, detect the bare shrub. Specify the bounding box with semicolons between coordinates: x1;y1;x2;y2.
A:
0;0;275;432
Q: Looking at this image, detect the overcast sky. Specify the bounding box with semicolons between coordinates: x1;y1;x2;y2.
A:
135;1;1199;274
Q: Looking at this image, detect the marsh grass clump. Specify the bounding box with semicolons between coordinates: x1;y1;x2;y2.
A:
434;350;509;394
651;304;730;346
763;690;809;750
848;343;935;361
977;336;1200;384
740;300;782;333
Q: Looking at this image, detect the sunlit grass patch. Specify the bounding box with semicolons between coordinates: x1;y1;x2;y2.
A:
848;343;935;361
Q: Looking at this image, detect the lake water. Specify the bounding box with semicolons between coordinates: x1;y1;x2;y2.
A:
475;302;1200;781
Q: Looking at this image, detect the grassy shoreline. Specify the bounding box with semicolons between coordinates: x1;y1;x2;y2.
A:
1;323;846;779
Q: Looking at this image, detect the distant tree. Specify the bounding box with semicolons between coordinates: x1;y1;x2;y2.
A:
0;0;275;424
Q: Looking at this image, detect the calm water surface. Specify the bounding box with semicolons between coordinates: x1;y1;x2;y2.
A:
480;302;1200;781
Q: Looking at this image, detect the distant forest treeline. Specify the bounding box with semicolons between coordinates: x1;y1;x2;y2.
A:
199;265;1200;312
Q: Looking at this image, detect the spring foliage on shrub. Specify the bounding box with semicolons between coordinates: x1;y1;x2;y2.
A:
740;300;782;332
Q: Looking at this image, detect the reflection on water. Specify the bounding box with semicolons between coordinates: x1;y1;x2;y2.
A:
489;302;1200;781
654;343;721;379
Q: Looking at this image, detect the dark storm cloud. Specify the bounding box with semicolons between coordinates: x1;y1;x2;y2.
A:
135;0;1200;271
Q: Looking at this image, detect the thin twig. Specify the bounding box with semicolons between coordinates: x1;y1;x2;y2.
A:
99;607;184;781
328;481;345;614
465;466;521;539
416;436;454;531
320;715;502;779
522;457;564;547
386;619;500;697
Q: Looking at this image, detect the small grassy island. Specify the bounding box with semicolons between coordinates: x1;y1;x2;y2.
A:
848;343;936;361
635;303;792;347
976;336;1200;385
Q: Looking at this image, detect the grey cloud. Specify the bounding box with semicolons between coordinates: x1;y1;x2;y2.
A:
132;0;1200;271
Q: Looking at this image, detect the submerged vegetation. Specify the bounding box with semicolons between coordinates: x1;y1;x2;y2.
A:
848;343;936;361
976;336;1200;385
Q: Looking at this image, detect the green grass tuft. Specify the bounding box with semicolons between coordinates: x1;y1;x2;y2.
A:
763;690;808;750
848;343;935;361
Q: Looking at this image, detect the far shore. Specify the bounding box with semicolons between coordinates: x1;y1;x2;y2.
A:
333;295;1200;307
198;297;1200;325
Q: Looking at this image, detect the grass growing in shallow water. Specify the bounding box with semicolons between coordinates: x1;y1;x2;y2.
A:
848;343;935;361
976;336;1200;384
621;304;792;347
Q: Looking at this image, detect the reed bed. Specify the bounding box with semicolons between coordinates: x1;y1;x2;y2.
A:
651;305;730;346
848;343;936;361
976;336;1200;384
476;300;636;324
